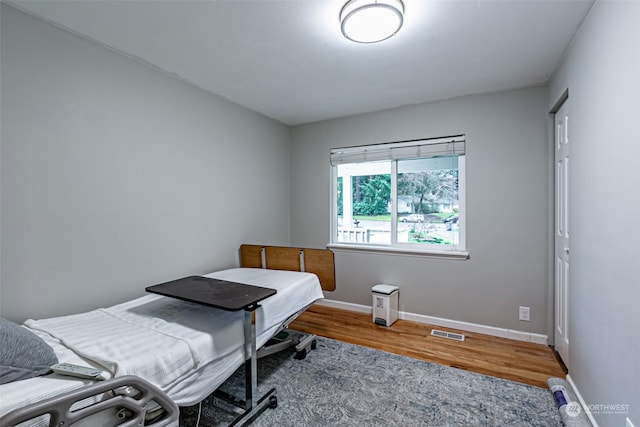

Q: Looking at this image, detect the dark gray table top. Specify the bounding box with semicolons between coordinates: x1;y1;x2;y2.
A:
146;275;276;311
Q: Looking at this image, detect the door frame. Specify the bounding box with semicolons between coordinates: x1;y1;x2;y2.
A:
549;89;570;369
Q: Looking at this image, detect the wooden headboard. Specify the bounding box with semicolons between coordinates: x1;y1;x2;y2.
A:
239;244;335;291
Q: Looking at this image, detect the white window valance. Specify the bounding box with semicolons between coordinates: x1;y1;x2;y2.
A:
330;135;465;166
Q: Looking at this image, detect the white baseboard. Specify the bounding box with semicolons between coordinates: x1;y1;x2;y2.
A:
316;298;549;345
317;298;372;314
566;374;599;427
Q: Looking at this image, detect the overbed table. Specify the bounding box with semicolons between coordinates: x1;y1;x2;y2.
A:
146;275;277;426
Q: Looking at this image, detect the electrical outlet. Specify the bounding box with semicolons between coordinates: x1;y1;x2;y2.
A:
519;306;530;321
627;417;635;427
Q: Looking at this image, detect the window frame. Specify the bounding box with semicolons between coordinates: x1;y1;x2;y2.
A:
329;136;468;259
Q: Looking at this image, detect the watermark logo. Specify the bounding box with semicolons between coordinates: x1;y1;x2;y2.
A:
587;403;630;415
566;402;631;417
566;401;582;418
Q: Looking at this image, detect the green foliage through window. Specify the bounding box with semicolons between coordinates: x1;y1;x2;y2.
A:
351;175;391;216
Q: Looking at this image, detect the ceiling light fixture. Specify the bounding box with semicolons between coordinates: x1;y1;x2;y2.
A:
340;0;405;44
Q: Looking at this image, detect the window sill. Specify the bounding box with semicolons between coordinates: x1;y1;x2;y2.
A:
327;243;469;260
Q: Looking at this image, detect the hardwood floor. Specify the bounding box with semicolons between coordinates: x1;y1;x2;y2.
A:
288;304;566;389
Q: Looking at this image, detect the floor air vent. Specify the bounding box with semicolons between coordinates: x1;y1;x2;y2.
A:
431;329;465;341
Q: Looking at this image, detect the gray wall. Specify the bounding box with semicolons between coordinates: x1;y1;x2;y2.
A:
0;5;291;323
291;86;552;335
549;2;639;426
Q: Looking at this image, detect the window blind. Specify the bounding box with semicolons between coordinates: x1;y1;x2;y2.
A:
330;135;465;166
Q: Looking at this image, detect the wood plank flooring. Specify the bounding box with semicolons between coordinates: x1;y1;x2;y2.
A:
288;304;566;389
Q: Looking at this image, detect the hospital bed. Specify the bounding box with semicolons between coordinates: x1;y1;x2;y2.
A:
0;245;335;427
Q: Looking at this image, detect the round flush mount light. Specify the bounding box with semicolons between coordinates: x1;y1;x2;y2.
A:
340;0;405;44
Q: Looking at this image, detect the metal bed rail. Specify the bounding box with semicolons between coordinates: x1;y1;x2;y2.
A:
0;375;179;427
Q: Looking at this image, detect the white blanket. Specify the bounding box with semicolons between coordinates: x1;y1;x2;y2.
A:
24;305;199;387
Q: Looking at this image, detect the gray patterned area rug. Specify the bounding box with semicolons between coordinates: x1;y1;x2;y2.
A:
180;335;562;426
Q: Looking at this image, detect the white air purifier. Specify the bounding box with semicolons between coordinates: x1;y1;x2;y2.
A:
372;284;399;326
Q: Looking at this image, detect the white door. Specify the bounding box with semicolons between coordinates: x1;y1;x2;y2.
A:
554;101;570;365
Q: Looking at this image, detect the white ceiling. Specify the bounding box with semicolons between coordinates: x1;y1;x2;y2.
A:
9;0;594;126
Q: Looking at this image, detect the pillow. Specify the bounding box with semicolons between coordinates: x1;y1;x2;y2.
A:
0;317;58;384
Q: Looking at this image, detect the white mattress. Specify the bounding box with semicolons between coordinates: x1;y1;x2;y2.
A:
0;268;323;419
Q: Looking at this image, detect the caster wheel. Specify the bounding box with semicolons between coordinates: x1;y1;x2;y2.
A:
294;349;308;360
311;340;317;350
269;395;278;409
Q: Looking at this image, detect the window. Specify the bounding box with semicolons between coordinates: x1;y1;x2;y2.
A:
330;135;466;255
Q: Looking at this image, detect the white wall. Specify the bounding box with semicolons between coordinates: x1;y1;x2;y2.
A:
549;2;640;426
0;4;291;323
291;86;552;335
